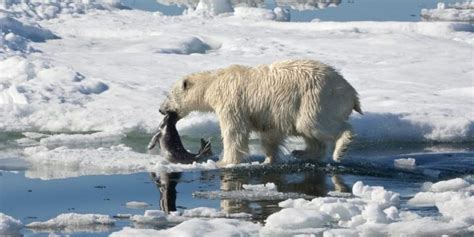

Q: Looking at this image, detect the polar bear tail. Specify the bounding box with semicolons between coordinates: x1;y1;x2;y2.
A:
332;127;354;162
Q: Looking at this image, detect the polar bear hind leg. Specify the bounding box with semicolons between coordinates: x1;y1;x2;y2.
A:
332;123;354;162
260;130;284;164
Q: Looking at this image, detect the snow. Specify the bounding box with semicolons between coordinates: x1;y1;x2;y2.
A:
234;6;291;22
26;213;115;231
38;131;125;149
394;158;416;169
0;213;22;236
0;14;58;42
21;140;218;179
125;201;151;209
157;36;213;54
0;5;471;144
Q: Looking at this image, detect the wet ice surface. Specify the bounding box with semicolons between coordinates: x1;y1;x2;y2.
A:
1;134;473;236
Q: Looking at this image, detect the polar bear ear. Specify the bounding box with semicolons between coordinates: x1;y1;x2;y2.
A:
182;79;189;90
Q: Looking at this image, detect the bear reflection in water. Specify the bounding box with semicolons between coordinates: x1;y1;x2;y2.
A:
150;169;349;220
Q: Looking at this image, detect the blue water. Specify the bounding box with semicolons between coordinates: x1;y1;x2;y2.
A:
1;133;473;236
120;0;464;21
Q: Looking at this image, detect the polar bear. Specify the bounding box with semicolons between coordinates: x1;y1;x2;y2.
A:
159;59;362;165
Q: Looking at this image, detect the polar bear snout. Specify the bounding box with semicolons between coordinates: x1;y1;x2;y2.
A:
159;97;175;114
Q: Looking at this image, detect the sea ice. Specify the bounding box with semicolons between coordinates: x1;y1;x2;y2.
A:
421;2;474;22
394;158;416;169
112;218;261;237
21;143;218;179
352;181;400;208
182;207;251;218
125;201;151;209
110;178;474;236
193;182;314;200
26;213;115;231
0;213;22;236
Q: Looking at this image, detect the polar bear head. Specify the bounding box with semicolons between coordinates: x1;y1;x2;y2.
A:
159;71;214;119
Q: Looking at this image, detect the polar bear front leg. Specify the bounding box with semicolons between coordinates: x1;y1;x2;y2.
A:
218;120;249;166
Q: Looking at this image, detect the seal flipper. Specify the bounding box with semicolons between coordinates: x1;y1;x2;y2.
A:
196;138;212;158
148;113;170;150
147;130;162;150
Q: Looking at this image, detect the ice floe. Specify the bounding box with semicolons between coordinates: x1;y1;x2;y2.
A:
0;213;22;236
128;207;251;226
422;2;474;22
110;178;474;236
20;140;220;179
26;213;115;233
193;182;314;200
125;201;152;209
394;158;416;169
112;218;261;237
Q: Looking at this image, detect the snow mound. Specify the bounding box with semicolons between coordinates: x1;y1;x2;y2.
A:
263;208;331;234
426;177;471;192
408;178;473;207
233;7;290;21
190;0;234;16
26;213;115;230
158;36;213;55
1;32;34;53
0;15;58;54
233;7;277;21
111;218;260;237
352;181;400;208
0;213;22;236
0;56;109;131
126;201;151;209
0;15;58;42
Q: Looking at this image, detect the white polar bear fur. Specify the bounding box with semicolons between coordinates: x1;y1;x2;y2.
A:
160;59;362;165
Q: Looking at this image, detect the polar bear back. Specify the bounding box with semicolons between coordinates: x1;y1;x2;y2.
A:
203;59;359;137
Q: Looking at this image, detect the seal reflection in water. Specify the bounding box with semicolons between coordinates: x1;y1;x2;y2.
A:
148;111;214;213
148;111;212;164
